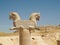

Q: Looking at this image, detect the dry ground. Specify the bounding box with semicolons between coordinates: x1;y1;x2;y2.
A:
0;32;58;45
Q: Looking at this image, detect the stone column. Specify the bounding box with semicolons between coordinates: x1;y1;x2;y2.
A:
19;28;31;45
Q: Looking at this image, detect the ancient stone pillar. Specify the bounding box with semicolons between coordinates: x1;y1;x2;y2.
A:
19;28;31;45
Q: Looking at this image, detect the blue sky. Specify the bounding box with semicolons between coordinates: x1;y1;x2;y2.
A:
0;0;60;32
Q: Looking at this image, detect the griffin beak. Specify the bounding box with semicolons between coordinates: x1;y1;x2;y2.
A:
36;15;40;21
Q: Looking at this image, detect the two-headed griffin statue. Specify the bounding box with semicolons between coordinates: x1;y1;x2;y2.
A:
9;12;40;33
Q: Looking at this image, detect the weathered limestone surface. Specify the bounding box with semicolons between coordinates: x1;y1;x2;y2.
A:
0;36;19;45
19;29;31;45
0;33;57;45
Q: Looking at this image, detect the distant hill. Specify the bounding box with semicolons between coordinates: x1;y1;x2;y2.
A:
0;31;19;36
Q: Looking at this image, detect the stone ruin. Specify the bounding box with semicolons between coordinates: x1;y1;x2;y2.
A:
8;12;60;45
9;12;40;45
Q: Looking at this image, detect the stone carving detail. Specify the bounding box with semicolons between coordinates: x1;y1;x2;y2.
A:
9;12;40;31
